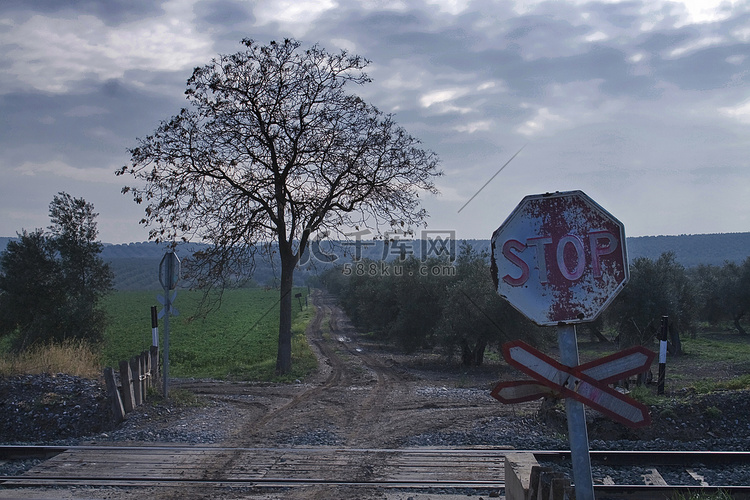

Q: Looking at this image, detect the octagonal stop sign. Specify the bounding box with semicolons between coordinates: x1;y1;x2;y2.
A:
491;190;628;326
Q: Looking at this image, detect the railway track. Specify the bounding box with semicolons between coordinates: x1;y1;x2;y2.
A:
3;445;750;498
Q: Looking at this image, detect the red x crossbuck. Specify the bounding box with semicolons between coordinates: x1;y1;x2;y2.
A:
492;341;655;428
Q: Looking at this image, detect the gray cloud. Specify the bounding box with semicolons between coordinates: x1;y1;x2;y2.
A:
1;0;749;242
194;0;254;29
0;0;165;25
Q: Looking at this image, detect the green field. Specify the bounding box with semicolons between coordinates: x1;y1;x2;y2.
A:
102;288;317;382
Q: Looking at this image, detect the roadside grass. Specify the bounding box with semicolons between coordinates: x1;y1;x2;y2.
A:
101;288;316;382
0;339;101;378
146;387;209;408
0;288;317;382
681;333;750;362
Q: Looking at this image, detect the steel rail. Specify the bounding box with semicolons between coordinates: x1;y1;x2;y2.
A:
537;449;750;465
2;476;504;488
0;444;511;459
4;476;750;497
4;475;750;499
5;445;750;462
593;484;750;500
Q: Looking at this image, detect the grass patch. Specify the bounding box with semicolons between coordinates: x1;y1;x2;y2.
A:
671;490;733;500
157;388;207;407
577;331;750;393
627;385;662;406
0;339;101;378
680;334;750;362
101;288;316;382
691;374;750;394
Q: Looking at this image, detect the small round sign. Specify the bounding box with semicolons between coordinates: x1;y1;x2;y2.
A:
490;190;628;326
159;251;181;290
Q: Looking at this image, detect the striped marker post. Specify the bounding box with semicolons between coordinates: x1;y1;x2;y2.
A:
150;306;159;347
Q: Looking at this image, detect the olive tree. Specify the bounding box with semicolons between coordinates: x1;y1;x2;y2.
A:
606;251;694;351
435;243;540;366
117;39;441;374
0;193;112;350
693;258;750;335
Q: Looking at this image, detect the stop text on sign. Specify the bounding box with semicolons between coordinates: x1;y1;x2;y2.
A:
502;230;619;286
490;191;628;325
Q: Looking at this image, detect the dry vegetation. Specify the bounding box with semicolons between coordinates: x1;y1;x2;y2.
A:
0;339;101;379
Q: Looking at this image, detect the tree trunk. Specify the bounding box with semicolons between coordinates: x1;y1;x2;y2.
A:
460;339;487;367
587;325;609;343
734;313;747;335
275;250;296;375
668;323;682;356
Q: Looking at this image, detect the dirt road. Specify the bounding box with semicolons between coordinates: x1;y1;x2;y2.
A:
164;289;527;498
175;290;522;448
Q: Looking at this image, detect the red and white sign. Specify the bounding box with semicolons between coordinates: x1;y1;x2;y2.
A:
496;340;654;428
491;191;628;326
491;380;554;404
491;344;655;402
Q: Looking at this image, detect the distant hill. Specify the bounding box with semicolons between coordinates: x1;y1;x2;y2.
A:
2;233;749;290
626;233;750;268
456;233;750;269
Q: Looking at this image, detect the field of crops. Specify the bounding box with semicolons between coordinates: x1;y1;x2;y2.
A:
101;287;317;382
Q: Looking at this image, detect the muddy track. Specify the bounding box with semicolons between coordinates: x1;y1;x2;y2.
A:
242;291;412;445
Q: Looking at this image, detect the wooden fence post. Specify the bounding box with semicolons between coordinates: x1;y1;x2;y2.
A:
119;360;136;413
130;356;143;406
103;367;125;424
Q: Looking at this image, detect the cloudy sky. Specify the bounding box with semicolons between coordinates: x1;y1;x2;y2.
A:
1;0;749;244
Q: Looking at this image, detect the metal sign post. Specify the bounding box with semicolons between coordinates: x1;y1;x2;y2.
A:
558;324;595;498
158;251;180;399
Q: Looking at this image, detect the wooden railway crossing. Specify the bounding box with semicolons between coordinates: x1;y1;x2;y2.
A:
1;446;506;489
5;446;750;499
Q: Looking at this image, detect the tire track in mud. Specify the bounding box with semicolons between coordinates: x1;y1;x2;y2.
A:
324;305;410;445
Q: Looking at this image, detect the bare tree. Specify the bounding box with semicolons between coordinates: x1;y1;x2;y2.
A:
117;38;441;373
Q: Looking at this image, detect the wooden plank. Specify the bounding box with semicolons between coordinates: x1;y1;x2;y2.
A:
102;367;125;424
150;345;160;389
119;360;135;413
141;351;149;400
642;467;668;485
687;468;710;487
130;356;142;406
19;447;507;485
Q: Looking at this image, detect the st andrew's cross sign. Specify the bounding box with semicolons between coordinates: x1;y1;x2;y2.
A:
492;340;655;428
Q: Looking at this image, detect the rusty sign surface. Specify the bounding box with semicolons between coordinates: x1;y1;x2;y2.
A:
499;340;653;428
490;190;628;326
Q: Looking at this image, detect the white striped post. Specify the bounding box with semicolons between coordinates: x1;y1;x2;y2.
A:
151;306;159;347
658;316;668;395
